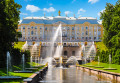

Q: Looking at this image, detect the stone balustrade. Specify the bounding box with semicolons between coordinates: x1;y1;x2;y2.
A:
23;66;48;83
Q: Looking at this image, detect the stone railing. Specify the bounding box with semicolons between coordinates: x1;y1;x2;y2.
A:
23;66;48;83
76;66;120;83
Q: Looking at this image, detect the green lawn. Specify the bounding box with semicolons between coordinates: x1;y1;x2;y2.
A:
82;62;120;73
14;42;25;50
95;42;108;51
0;62;45;83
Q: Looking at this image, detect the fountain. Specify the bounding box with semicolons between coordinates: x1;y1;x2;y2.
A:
81;44;86;64
66;56;79;66
103;54;117;70
14;54;33;73
45;24;63;67
22;41;28;50
0;52;22;79
94;56;104;68
59;56;63;68
84;42;96;67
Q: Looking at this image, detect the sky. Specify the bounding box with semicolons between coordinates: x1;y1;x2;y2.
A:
15;0;118;20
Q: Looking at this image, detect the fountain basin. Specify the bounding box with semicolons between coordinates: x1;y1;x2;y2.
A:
25;68;38;70
94;66;104;68
0;76;22;80
14;71;33;73
103;68;117;70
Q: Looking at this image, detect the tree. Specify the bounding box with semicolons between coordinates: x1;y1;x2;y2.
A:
0;0;21;67
99;0;120;64
100;0;120;49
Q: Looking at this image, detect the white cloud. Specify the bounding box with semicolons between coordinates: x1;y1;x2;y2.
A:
20;13;28;15
18;20;22;24
26;5;40;13
43;7;56;12
78;8;86;14
64;11;72;15
49;3;53;6
98;20;102;24
88;0;99;4
72;0;76;3
98;9;105;16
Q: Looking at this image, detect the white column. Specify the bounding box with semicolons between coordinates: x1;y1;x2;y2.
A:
75;27;76;39
70;27;71;41
97;26;99;41
43;26;44;41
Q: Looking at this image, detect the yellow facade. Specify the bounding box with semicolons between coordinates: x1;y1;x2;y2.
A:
18;17;103;42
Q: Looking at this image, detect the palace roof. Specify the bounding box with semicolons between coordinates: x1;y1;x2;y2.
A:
20;16;99;24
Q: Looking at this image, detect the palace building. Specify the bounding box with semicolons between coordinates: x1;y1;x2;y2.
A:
18;11;103;60
18;12;103;42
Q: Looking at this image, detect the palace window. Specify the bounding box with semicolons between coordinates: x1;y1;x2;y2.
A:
82;27;84;30
35;31;37;35
89;37;91;39
72;27;74;30
94;31;96;35
82;32;84;35
23;37;25;39
64;51;67;56
28;37;30;39
82;37;84;39
23;26;25;29
22;31;25;35
86;27;88;30
72;51;75;56
98;27;101;29
40;27;42;29
35;26;37;29
67;27;69;30
94;37;96;40
94;27;97;30
98;31;101;35
28;32;30;35
89;32;91;35
31;26;34;29
28;27;30;29
31;31;34;35
45;27;47;30
72;31;74;35
86;31;88;35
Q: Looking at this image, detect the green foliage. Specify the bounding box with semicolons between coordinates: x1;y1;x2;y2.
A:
14;42;25;50
100;1;120;49
0;0;21;68
95;0;120;65
11;48;22;66
95;42;108;51
22;50;30;62
85;62;120;73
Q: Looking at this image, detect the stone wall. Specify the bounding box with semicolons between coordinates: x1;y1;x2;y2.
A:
40;46;80;58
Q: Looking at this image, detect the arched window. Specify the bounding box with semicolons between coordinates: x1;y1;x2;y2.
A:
45;27;47;30
72;27;74;30
86;31;88;35
40;27;42;29
67;27;69;30
86;27;88;30
31;26;33;29
23;26;25;29
72;51;75;56
64;51;67;56
35;26;37;29
31;31;34;35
